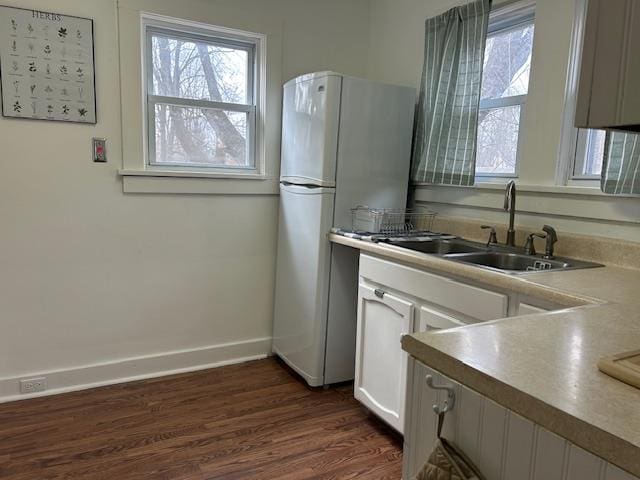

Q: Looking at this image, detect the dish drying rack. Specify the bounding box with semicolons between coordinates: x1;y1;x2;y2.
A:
351;206;437;234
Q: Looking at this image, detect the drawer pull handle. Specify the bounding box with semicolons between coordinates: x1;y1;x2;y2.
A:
374;288;385;298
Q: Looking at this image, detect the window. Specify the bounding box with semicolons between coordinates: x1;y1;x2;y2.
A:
144;22;260;171
562;0;603;183
476;5;535;177
573;129;605;179
561;0;605;185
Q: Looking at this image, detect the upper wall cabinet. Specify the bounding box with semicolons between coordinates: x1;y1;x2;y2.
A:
575;0;640;131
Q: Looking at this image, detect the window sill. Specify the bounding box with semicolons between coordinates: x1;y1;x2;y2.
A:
413;182;640;224
474;182;608;197
414;181;613;197
477;181;639;198
118;169;279;195
119;168;273;180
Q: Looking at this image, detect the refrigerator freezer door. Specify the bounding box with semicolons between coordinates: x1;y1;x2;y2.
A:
280;73;342;187
272;183;335;386
333;76;416;229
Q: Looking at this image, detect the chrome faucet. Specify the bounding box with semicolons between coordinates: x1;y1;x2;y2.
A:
503;180;517;247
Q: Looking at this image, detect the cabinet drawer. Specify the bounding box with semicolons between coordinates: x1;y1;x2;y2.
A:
517;303;547;316
418;305;467;331
359;254;508;321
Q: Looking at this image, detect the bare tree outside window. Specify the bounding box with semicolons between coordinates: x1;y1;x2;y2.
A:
147;30;256;168
476;23;534;176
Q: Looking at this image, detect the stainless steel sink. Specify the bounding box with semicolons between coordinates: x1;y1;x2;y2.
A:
444;251;602;274
444;251;569;272
388;239;488;255
385;238;603;274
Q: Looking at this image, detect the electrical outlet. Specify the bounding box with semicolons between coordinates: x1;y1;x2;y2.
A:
20;377;47;394
92;137;107;163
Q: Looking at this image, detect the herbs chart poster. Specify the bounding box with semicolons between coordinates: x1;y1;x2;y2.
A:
0;6;96;124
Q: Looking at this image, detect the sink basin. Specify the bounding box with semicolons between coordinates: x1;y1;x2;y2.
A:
445;251;571;273
444;251;602;274
385;237;603;274
388;239;488;255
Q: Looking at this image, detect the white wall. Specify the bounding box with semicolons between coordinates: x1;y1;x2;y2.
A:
2;0;638;401
366;0;640;241
0;0;370;400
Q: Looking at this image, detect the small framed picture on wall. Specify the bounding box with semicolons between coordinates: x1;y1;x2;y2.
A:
0;5;96;124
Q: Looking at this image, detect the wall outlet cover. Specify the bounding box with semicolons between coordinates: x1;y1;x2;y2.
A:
20;376;47;394
92;137;107;162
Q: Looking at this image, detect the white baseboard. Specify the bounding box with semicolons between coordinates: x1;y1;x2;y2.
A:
0;337;272;404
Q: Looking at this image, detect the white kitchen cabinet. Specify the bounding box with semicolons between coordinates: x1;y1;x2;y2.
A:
359;254;509;323
354;281;413;433
575;0;640;130
403;358;640;480
354;254;510;434
353;253;567;438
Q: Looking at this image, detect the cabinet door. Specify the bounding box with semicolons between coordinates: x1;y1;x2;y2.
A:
576;0;640;129
355;282;413;433
417;304;467;332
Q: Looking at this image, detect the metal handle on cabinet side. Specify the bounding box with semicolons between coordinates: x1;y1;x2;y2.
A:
374;288;385;299
425;375;456;415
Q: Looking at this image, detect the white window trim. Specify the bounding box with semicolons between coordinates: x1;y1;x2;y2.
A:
123;12;268;181
145;26;257;172
555;0;602;186
475;0;536;181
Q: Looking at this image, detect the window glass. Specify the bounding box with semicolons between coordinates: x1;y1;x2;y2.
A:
146;27;257;169
151;33;249;104
153;104;248;167
476;105;521;175
481;24;534;100
583;129;605;176
574;129;605;178
476;22;534;177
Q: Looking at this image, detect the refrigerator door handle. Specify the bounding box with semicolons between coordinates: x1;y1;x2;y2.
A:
280;183;335;195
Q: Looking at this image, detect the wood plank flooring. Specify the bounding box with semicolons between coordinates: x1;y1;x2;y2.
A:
0;358;402;479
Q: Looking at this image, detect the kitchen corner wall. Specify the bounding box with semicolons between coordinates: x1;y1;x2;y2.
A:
3;0;638;401
0;0;370;400
365;0;640;242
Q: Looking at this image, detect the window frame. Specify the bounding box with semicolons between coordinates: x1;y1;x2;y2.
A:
556;0;605;186
141;15;264;175
475;1;536;180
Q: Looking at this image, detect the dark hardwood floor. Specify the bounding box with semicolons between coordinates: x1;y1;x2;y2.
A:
0;358;402;479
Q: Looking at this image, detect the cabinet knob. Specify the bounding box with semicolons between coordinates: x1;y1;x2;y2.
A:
374;288;385;298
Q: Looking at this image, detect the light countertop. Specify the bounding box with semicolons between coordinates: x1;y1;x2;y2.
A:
330;233;640;477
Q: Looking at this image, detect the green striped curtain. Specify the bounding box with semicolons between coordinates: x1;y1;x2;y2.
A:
411;0;492;185
602;131;640;195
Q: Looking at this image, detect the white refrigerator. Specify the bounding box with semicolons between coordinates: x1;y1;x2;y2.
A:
272;71;415;386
